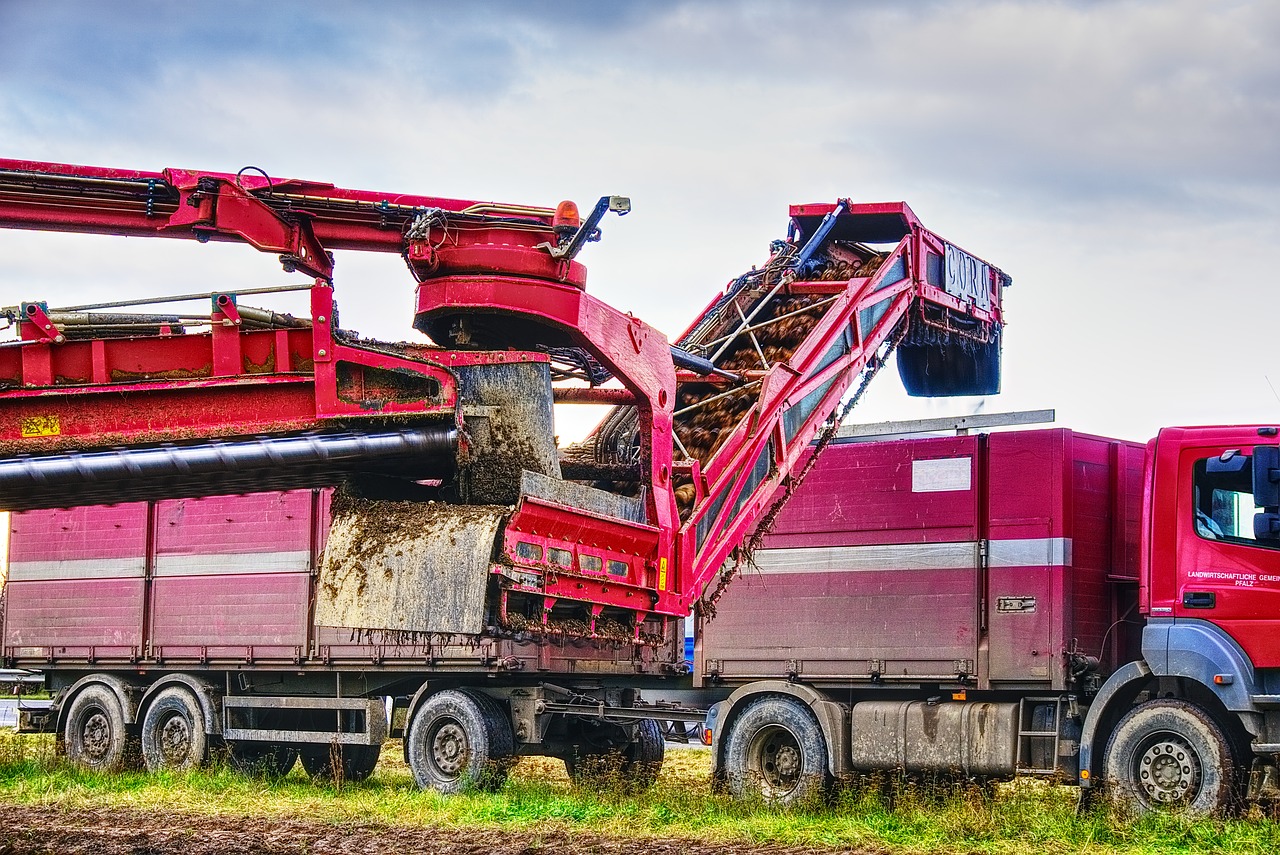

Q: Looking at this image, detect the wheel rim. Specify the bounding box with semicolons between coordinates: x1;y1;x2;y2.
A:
429;720;469;780
158;713;192;765
1136;731;1201;805
81;710;112;762
748;725;802;795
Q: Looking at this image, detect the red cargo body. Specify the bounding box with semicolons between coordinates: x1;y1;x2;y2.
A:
699;429;1145;690
3;490;677;673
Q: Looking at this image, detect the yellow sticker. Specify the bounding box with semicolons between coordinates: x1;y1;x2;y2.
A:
657;557;668;591
20;415;61;438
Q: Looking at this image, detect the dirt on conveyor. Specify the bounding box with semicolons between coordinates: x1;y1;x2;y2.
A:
0;804;871;855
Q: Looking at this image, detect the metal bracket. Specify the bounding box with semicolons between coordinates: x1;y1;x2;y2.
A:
21;303;64;344
173;177;335;281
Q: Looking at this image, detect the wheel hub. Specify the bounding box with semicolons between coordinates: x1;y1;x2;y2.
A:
159;714;192;764
82;711;111;760
1139;738;1199;804
756;728;802;791
431;722;468;777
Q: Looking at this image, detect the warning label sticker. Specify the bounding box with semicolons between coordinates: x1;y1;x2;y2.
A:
20;415;61;438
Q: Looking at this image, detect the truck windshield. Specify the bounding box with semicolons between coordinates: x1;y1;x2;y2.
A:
1192;456;1277;548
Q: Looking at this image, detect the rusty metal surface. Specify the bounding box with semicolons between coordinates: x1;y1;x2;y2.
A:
315;498;509;635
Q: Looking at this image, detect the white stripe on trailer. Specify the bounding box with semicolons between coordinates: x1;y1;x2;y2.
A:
153;550;311;576
6;550;312;580
752;537;1072;574
752;542;978;573
987;537;1071;568
6;556;145;581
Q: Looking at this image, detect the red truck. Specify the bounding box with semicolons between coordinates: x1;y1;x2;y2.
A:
701;419;1280;814
0;159;1004;790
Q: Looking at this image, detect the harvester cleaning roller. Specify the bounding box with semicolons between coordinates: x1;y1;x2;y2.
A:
0;426;457;511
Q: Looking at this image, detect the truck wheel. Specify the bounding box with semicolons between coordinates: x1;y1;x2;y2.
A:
1102;699;1242;816
140;687;208;772
406;689;514;794
64;684;138;771
564;718;665;790
227;742;299;778
300;743;381;783
723;695;831;805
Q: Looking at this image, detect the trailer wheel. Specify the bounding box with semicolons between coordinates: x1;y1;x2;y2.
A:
227;742;298;779
300;743;381;784
64;684;137;771
723;695;830;805
406;689;514;794
140;687;208;772
564;718;665;790
1102;699;1242;816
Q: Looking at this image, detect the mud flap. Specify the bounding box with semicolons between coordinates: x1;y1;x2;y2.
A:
315;497;510;635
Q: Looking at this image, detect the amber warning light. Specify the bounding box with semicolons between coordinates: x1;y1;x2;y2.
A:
553;200;581;235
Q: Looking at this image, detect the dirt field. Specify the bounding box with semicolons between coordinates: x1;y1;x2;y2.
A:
0;804;868;855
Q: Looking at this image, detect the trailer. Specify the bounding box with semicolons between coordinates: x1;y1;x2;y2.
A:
701;421;1280;815
0;157;1005;790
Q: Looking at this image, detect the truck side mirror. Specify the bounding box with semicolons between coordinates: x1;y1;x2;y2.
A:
1255;511;1280;541
1253;446;1280;508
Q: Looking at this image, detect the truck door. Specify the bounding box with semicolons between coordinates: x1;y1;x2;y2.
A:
985;431;1061;684
1177;445;1280;668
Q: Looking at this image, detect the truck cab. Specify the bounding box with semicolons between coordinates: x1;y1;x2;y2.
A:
1079;425;1280;812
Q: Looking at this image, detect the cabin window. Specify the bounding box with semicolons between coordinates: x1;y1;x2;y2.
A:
1192;454;1280;550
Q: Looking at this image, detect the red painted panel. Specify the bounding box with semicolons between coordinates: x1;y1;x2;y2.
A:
3;578;143;647
709;568;977;677
149;573;309;647
10;503;148;563
154;492;313;556
765;435;980;549
986;431;1065;538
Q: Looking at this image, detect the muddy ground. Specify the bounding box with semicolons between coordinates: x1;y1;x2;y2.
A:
0;804;869;855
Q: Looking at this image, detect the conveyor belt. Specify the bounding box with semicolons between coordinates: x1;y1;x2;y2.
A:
0;426;456;511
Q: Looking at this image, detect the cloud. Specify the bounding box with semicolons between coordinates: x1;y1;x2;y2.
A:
6;0;1276;224
1;0;1279;441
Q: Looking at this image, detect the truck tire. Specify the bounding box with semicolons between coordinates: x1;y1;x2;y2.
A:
227;742;299;778
64;684;138;772
140;687;209;772
723;695;831;805
406;689;514;794
1102;699;1242;816
564;718;665;790
300;743;381;784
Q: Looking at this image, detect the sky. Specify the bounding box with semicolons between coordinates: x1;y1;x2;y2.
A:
1;0;1278;443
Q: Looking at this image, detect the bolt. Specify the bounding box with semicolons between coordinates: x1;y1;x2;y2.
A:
318;349;327;357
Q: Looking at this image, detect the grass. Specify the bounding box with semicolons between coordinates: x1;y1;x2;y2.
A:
1;730;1277;853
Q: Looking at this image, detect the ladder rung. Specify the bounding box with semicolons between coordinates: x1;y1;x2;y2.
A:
1016;767;1059;777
